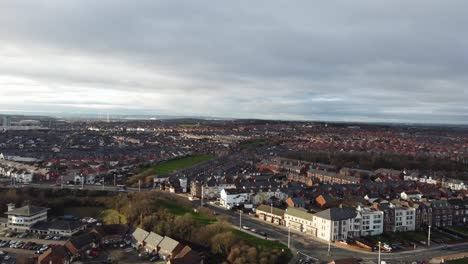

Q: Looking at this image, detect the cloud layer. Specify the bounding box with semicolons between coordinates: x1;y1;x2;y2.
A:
1;1;467;123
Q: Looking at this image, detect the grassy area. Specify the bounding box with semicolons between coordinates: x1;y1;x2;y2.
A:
63;206;104;218
128;154;215;186
447;258;468;264
232;229;291;257
151;154;215;177
240;139;266;149
447;226;468;236
158;200;217;225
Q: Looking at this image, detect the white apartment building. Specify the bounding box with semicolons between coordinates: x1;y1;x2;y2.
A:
5;204;49;232
312;207;358;242
394;206;416;232
356;206;384;236
220;189;251;209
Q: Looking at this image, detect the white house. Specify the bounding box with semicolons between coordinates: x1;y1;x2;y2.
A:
312;207;358;242
220;189;251;209
400;191;423;201
356;206;383;236
284;207;314;234
443;179;466;191
394;206;416;232
251;188;287;205
5;204;49;232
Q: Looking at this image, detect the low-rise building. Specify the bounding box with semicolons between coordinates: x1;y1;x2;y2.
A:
5;203;48;232
158;236;184;260
284;207;314;234
220;188;250;209
255;204;285;225
144;232;164;253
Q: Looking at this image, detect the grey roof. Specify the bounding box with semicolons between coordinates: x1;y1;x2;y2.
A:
285;207;313;220
144;232;164;247
256;204;285;217
132;228;149;242
159;236;181;252
5;205;49;216
32;220;83;231
314;208;357;221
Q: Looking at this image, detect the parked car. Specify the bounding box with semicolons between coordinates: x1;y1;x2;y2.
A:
149;255;160;262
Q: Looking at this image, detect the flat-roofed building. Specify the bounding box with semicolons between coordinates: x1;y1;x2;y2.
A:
5;203;49;232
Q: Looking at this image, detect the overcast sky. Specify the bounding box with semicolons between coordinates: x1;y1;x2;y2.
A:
1;1;467;123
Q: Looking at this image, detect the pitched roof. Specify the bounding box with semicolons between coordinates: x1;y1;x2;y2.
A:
314;208;357;221
38;245;70;264
144;232;164;247
285;207;313;220
159;236;181;252
171;246;202;264
5;205;49;216
256;204;285;217
132;228;149;242
68;233;97;250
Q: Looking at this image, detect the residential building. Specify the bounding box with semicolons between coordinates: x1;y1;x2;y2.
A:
144;232;164;253
255;204;285;225
312;207;358;242
131;228;149;248
355;206;383;236
394;206;416;232
38;245;71;264
220;188;250;209
284;207;314;234
158;236;184;260
430;200;454;227
448;199;468;226
400;191;422;201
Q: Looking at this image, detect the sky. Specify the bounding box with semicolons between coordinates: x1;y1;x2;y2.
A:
0;1;467;123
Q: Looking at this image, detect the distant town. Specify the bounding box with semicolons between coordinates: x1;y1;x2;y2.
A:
0;114;467;264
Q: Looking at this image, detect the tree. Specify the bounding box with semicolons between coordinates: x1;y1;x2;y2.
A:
211;232;237;256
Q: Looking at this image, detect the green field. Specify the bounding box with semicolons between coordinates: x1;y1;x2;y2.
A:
151;155;215;176
64;206;104;218
240;139;266;149
446;226;468;236
158;200;217;225
232;229;291;257
447;258;468;264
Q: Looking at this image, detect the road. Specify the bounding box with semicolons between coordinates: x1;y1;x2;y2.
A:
7;183;468;263
203;203;468;263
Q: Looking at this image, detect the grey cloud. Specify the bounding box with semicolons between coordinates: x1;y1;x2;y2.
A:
0;1;467;123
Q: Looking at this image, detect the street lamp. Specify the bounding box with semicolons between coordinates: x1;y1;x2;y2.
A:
239;210;242;229
378;241;381;264
427;225;431;248
328;221;334;256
